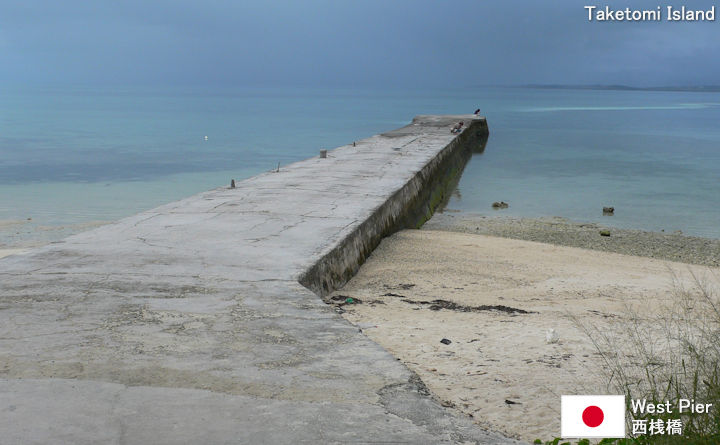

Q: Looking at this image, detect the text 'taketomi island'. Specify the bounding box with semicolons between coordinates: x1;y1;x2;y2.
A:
585;5;716;21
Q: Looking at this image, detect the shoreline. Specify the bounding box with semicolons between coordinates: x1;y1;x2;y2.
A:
0;248;28;259
425;212;720;267
5;211;717;268
4;210;717;269
0;219;110;252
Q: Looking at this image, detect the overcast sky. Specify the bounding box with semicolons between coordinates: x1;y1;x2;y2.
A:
1;0;719;87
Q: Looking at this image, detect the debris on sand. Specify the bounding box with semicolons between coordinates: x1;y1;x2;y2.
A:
401;298;534;315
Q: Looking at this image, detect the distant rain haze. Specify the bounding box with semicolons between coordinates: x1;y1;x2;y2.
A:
1;0;719;88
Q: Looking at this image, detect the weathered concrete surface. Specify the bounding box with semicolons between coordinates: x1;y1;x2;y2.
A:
0;116;521;444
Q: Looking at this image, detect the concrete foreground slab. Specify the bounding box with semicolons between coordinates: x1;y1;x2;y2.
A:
0;116;523;444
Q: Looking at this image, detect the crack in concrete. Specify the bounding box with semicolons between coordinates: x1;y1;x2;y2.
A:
135;236;173;249
245;220;304;243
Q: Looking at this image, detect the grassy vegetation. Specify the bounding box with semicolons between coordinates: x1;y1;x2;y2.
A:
541;269;720;444
534;439;637;445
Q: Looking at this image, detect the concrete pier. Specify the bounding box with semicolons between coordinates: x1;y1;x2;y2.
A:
0;116;520;444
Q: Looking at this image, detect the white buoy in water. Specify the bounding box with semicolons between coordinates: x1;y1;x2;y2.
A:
204;135;208;141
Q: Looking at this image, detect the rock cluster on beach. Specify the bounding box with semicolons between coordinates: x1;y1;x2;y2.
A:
426;213;720;267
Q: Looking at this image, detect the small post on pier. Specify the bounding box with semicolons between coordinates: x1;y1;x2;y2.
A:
319;149;327;158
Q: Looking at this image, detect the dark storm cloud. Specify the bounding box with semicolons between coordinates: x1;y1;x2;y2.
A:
1;0;718;87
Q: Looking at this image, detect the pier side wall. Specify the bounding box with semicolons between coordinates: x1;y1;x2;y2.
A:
299;117;488;296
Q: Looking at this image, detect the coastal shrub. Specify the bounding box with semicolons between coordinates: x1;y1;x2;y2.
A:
574;269;720;444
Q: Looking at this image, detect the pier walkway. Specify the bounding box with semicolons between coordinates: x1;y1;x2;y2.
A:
0;116;521;444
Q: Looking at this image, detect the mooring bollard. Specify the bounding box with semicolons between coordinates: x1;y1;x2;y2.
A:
319;149;327;158
230;179;236;188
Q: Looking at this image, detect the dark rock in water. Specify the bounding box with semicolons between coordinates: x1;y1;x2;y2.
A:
603;206;614;214
492;201;509;209
440;338;452;345
599;230;611;237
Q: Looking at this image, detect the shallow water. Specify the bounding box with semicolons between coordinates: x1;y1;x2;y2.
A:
1;85;718;246
447;88;720;238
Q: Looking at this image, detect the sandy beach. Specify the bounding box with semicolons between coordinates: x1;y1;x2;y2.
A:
328;221;719;441
0;219;109;252
0;248;28;259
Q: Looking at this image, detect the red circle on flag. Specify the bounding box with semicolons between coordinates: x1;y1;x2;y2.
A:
582;405;604;428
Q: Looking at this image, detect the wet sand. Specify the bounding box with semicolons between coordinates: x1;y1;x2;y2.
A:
0;249;28;259
0;219;109;252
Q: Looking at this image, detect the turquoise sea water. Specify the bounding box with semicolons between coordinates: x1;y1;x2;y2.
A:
1;85;719;246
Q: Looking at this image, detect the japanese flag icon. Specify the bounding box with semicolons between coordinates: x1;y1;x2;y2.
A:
561;395;625;438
